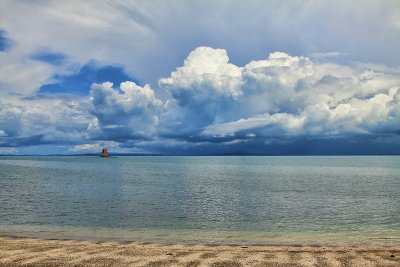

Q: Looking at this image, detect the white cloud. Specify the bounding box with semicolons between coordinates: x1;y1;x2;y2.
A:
1;0;400;97
0;52;55;96
0;147;18;154
158;47;242;135
159;47;242;100
0;96;91;147
71;141;120;152
71;143;100;152
202;113;305;137
159;47;400;142
88;81;162;139
0;0;157;96
1;46;400;153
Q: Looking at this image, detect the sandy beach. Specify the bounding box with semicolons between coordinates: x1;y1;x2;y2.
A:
0;237;399;266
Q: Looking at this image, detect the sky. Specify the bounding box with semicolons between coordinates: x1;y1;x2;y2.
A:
1;0;400;155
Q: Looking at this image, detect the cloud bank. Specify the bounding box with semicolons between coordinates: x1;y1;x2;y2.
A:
1;47;399;154
158;48;400;144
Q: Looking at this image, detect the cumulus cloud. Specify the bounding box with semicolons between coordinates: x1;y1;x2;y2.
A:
159;47;400;145
158;47;242;135
0;81;164;152
160;47;242;101
0;96;91;147
88;81;162;140
1;46;400;154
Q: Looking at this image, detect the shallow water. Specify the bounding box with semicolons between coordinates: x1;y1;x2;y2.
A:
0;156;399;245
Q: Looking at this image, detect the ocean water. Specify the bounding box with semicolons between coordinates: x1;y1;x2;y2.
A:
0;156;399;245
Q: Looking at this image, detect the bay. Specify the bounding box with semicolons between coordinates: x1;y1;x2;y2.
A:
0;156;399;245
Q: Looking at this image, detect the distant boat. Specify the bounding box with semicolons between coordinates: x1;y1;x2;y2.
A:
101;147;109;158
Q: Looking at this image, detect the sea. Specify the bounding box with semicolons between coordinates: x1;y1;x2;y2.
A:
0;156;399;245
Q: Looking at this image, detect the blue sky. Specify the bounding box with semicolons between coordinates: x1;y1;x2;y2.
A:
1;0;400;155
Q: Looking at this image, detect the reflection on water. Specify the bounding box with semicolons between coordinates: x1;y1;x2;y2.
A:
0;156;399;244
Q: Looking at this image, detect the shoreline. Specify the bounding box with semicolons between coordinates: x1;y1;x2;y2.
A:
2;224;400;247
2;231;400;248
1;236;400;266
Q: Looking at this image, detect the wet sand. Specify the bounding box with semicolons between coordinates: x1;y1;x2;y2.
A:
1;237;400;266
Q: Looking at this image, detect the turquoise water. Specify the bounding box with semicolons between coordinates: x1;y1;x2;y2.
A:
0;156;399;245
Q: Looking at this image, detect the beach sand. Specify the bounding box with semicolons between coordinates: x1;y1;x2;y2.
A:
1;237;400;266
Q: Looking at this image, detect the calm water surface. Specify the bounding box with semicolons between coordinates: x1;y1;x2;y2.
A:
0;156;399;245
